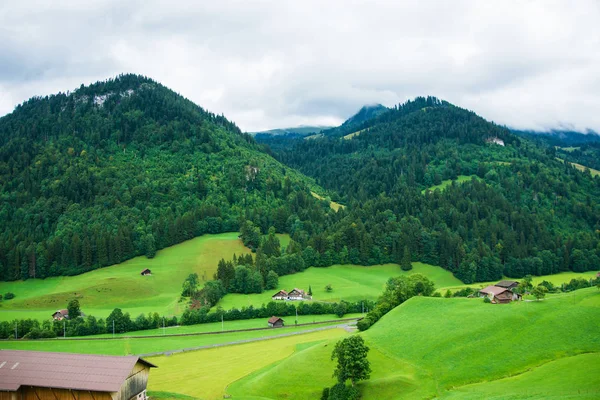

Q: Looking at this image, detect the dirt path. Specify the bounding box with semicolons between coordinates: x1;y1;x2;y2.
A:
138;322;356;357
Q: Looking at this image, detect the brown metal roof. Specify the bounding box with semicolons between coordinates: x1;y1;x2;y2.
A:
479;285;511;296
268;316;283;324
0;350;156;392
495;280;519;288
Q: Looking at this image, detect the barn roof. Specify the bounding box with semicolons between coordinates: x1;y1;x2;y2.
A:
495;280;519;288
268;316;283;324
272;290;288;296
0;350;156;392
52;309;68;316
479;285;511;296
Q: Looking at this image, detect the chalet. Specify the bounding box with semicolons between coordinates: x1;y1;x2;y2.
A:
495;280;519;290
140;268;152;276
272;290;288;301
479;285;521;304
0;350;156;400
52;309;69;321
287;288;307;300
267;316;284;328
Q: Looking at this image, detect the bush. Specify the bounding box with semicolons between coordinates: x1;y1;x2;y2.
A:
356;317;372;331
4;292;15;300
483;296;491;303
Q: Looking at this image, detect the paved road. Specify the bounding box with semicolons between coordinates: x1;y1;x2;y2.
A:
138;322;356;357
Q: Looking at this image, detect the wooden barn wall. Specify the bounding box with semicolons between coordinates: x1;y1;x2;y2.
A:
111;362;150;400
18;387;112;400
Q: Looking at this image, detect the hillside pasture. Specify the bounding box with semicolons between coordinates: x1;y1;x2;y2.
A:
147;328;348;400
422;175;479;194
310;191;345;211
230;287;600;399
0;233;251;320
217;262;463;310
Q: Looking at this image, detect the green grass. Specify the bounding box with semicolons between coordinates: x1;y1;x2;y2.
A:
0;233;251;321
556;157;600;177
146;328;348;400
422;175;479;194
310;191;345;211
86;313;361;338
343;129;366;140
216;262;463;310
440;352;600;399
229;287;600;399
556;146;580;153
0;319;349;356
441;270;599;293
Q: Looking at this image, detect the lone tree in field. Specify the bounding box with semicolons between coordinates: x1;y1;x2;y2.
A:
67;299;81;319
331;335;371;387
401;246;412;271
308;285;313;296
532;285;548;301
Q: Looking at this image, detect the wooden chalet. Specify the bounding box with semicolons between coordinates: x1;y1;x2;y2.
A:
140;268;152;276
479;285;520;304
0;350;156;400
495;280;519;290
267;316;284;328
271;290;288;301
51;309;69;321
287;288;306;300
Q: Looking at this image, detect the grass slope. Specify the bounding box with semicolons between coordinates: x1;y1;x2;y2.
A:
441;352;600;399
146;328;348;400
230;287;600;399
0;233;251;320
217;262;462;309
422;175;479;194
310;191;345;211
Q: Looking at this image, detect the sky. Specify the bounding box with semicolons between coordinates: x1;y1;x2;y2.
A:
1;0;599;133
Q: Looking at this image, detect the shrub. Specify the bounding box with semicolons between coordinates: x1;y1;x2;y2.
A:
4;292;15;300
483;296;491;303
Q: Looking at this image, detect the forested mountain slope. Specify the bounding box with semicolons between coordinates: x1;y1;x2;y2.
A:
0;74;333;281
260;97;600;282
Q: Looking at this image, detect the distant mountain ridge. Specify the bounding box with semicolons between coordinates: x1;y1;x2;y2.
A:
513;129;600;146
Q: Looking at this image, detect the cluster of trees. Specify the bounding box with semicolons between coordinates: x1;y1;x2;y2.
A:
357;274;436;331
0;74;333;281
257;97;600;283
181;299;374;326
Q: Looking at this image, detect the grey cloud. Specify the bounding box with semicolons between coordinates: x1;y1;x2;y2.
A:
0;0;599;132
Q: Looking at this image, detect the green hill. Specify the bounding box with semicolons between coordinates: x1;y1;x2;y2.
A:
229;287;600;399
0;74;330;281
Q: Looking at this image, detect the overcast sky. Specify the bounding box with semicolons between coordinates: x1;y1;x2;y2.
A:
1;1;599;132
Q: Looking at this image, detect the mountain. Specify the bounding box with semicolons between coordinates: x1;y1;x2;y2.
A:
513;129;600;146
320;103;388;138
267;96;600;283
0;74;332;281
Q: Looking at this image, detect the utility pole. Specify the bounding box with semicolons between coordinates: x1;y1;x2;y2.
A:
295;307;298;326
15;322;17;339
221;314;224;332
63;320;66;338
112;320;115;338
163;317;165;335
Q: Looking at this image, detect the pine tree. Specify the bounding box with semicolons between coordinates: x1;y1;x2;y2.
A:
401;246;412;271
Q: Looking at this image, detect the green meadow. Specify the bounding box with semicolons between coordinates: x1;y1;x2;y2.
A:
228;287;600;399
147;328;348;400
310;191;345;211
0;319;348;356
422;175;479;194
216;262;463;309
0;233;251;320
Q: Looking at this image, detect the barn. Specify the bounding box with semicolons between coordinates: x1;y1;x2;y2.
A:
0;350;156;400
140;269;152;276
479;285;520;303
267;316;284;328
271;290;288;301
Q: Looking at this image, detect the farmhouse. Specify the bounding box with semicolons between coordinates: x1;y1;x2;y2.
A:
271;290;288;301
287;288;307;300
486;137;505;146
495;280;519;289
0;350;156;400
479;285;520;304
267;316;284;328
140;268;152;276
51;309;69;321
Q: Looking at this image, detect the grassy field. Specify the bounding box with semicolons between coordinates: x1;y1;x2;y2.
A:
310;191;345;211
556;157;600;177
0;233;252;321
229;287;600;399
86;313;361;338
422;175;479;194
441;270;599;293
147;328;348;400
217;262;463;309
441;352;600;399
343;129;366;140
0;319;349;356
